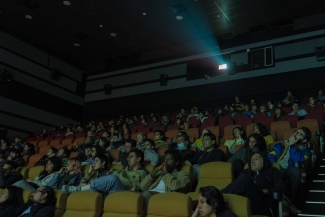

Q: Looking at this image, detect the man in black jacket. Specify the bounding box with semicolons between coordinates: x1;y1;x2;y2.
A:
221;151;285;216
8;148;25;167
15;186;56;217
0;161;22;188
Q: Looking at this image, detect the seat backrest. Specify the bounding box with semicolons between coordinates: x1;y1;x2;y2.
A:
54;190;67;217
180;164;193;192
28;165;44;180
270;121;291;140
283;129;296;140
61;138;75;146
196;162;233;192
26;154;44;168
63;191;102;217
145;164;155;173
108;164;124;170
102;191;143;217
50;139;62;147
246;123;255;137
147;192;192;217
107;149;121;163
155;147;167;157
223;125;241;137
147;132;155;140
22;155;30;167
297;119;319;133
74;137;85;145
18;167;30;180
217;145;229;161
81;164;91;176
165;129;179;139
39;146;50;155
223;194;251;217
38;140;49;147
23;189;33;203
281;115;298;128
185;128;199;140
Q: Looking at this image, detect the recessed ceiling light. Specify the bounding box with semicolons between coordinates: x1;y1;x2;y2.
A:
143;12;146;16
176;15;183;20
99;24;103;28
74;43;80;47
25;15;32;19
63;1;71;6
110;33;117;37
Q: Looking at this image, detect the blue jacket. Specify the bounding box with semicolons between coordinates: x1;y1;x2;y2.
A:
47;173;82;189
268;141;312;169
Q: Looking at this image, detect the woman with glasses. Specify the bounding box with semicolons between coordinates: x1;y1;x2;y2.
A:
13;157;62;191
0;186;24;216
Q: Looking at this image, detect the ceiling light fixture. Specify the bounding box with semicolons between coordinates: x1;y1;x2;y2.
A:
99;24;103;28
110;33;117;37
176;15;183;20
25;14;32;19
63;1;71;6
74;43;80;47
143;12;146;16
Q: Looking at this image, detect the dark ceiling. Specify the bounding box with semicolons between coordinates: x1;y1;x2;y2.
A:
1;0;325;71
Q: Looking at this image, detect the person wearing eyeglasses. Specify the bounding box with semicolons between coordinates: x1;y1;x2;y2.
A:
0;161;22;188
14;186;56;217
268;127;312;203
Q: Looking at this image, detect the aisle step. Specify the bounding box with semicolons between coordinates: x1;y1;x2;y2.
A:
307;191;325;201
302;203;325;215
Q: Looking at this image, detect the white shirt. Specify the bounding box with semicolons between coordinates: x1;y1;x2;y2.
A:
150;180;165;193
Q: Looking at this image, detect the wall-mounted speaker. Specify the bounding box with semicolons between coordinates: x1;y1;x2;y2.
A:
51;69;60;80
104;84;112;95
315;46;325;62
160;74;168;86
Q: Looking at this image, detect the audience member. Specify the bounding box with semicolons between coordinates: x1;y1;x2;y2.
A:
38;129;48;138
0;186;24;217
268;127;312;202
0;161;22;188
0;150;7;167
161;116;170;129
283;91;295;106
274;107;283;122
308;96;317;109
187;107;199;121
21;143;35;156
221;151;285;216
7;148;25;167
143;139;159;166
198;111;208;123
14;186;56;217
224;127;246;156
242;104;252;117
14;137;24;152
175;134;196;163
97;137;109;151
176;108;187;119
34;147;58;167
154;130;168;148
83;145;105;165
48;158;82;190
64;127;74;136
136;133;146;150
251;104;258;118
259;105;272;117
214;108;224;125
56;147;70;166
193;128;211;151
253;123;275;148
267;101;274;109
113;139;136;167
317;89;324;103
13;157;62;191
288;101;308;119
192;186;238;217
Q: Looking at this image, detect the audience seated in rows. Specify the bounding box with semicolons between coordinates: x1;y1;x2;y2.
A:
0;161;22;188
154;130;168;148
113;139;137;167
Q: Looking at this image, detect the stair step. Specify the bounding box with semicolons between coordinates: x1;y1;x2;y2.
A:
302;203;325;215
318;167;325;174
298;214;325;217
309;182;325;190
307;191;325;201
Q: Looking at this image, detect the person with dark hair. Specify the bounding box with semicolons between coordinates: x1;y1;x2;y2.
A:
113;139;137;167
274;107;283;122
192;186;237;217
143;139;159;166
13;157;62;191
78;149;147;194
186;133;225;182
224;127;246;156
136;133;146;151
268;127;312;202
97;137;109;150
221;151;285;216
283;90;295;106
0;161;22;188
107;132;124;150
288;101;308;119
154;130;168;148
0;150;7;167
56;147;70;166
14;137;24;153
168;131;191;150
253;123;275;148
140;149;190;215
308;96;317;109
83;145;108;165
14;186;56;217
228;133;267;178
34;147;58;167
193;128;211;151
47;158;82;191
175;134;196;163
0;186;24;216
7;148;25;167
21;143;35;156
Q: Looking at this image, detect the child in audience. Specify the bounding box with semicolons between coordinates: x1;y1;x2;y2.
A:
143;139;159;166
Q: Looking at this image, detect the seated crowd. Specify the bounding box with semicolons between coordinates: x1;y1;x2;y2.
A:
0;90;322;217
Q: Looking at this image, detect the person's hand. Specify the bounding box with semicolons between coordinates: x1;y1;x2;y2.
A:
288;135;299;145
58;167;67;174
26;179;34;182
184;160;191;165
192;207;199;217
172;138;177;143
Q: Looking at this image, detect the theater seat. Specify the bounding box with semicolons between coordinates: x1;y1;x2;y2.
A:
23;189;33;203
15;167;29;180
187;162;233;201
107;149;121;163
54;190;67;217
28;165;44;180
223;194;251;217
26;154;44;168
63;191;102;217
102;191;143;217
147;192;192;217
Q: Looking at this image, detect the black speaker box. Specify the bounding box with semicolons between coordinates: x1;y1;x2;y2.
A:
160;74;168;86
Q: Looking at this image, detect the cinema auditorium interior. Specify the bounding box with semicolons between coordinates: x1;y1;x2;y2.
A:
0;1;325;217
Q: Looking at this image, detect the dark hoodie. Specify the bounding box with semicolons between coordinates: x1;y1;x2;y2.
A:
221;151;285;216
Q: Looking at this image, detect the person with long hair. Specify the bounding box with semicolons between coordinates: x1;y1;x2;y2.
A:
192;186;237;217
13;157;62;191
48;158;82;190
224;127;246;156
253;123;275;148
34;147;58;167
0;186;24;216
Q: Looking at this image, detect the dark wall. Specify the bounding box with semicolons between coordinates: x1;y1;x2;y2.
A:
83;66;325;121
